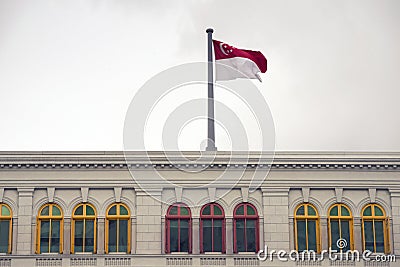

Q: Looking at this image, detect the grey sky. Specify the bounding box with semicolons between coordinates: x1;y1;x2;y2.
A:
0;0;399;151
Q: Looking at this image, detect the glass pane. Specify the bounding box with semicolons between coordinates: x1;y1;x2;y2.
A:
120;205;129;216
118;220;128;252
341;206;350;216
236;205;244;215
74;220;84;253
40;206;49;216
40;220;50;253
341;220;350;252
213;220;223;252
108;205;117;216
364;221;374;251
169;206;178;215
363;206;372;216
307;206;316;216
85;220;95;252
180;220;189;252
169;220;179;252
235;219;245;252
296;220;306;251
330;220;340;250
50;220;60;253
307;220;317;251
86;206;95;216
374;206;384;216
75;206;83;216
247;206;256;216
1;206;10;216
202;219;212;252
52;206;61;216
0;221;10;253
246;219;256;252
330;206;338;216
375;221;385;253
214;205;223;216
202;205;211;216
180;207;189;216
296;206;305;216
108;220;117;252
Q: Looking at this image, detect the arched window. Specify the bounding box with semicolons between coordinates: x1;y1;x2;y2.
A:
328;204;353;251
200;203;225;253
362;204;390;253
72;203;96;253
37;203;63;253
166;203;192;253
106;203;130;253
0;203;12;254
294;203;320;252
233;203;259;253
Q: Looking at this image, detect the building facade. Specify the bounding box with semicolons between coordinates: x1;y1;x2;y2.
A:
0;151;399;267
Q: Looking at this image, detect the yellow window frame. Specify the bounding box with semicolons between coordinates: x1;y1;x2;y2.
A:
361;203;390;253
0;203;12;254
294;203;321;253
71;203;97;254
105;203;131;254
328;203;354;250
36;203;64;254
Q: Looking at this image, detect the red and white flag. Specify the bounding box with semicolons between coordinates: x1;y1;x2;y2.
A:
213;39;267;82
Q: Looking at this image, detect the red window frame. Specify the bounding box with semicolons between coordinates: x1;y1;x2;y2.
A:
165;203;192;253
200;203;226;253
233;203;259;253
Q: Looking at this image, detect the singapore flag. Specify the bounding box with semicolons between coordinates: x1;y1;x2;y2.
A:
213;40;267;82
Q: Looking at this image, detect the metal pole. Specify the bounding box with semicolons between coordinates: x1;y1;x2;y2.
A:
206;28;216;151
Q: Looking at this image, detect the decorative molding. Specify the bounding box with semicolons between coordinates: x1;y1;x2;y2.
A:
208;187;216;203
302;187;310;203
81;187;89;203
335;188;343;203
369;188;377;203
240;187;249;203
47;187;55;203
114;187;122;203
175;187;183;203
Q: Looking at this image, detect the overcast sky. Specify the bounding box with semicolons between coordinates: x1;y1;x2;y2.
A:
0;0;399;151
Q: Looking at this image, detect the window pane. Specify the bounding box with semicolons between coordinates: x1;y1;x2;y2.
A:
235;219;245;252
40;220;50;253
50;220;60;253
180;207;189;216
330;220;340;250
213;220;223;252
180;220;189;252
202;205;211;216
214;206;222;216
85;220;95;252
1;206;10;216
296;220;306;251
169;206;178;215
41;206;49;216
86;206;95;216
75;206;83;216
74;220;84;253
364;221;374;251
296;206;305;216
374;206;384;216
0;220;10;253
108;220;117;252
341;206;350;216
363;206;372;216
169;220;179;252
52;206;61;216
341;220;350;252
247;206;256;216
108;206;117;216
246;219;256;252
236;205;244;215
307;220;317;251
120;205;129;216
307;206;316;216
202;219;212;252
118;220;128;252
330;206;338;216
375;221;385;253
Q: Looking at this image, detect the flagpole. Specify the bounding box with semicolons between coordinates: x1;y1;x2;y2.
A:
206;28;217;151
